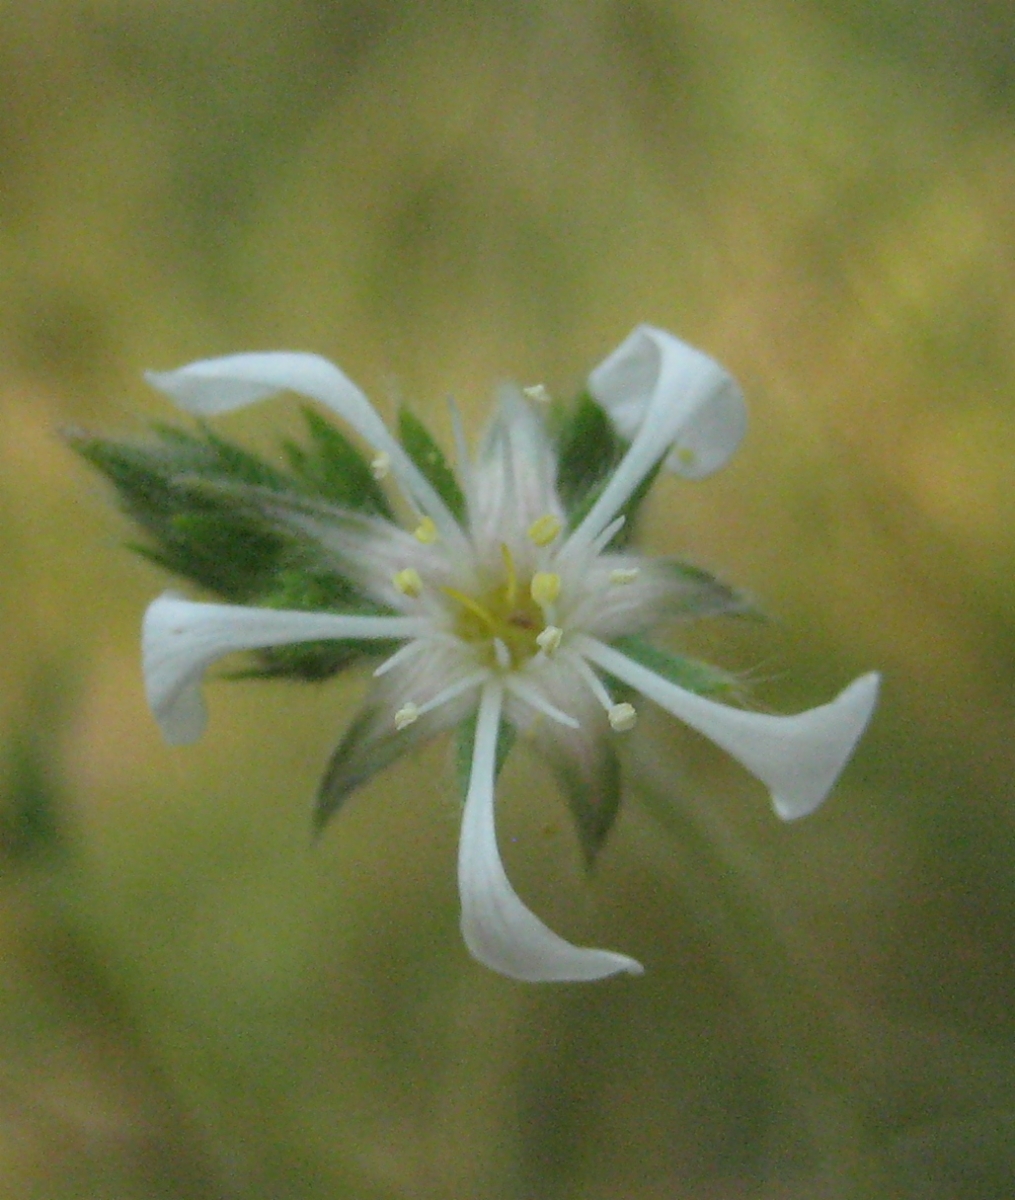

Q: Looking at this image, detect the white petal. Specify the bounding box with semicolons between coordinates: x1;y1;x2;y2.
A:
145;353;466;548
566;327;747;557
147;350;384;427
457;681;643;982
579;637;879;820
469;385;564;565
589;325;746;477
143;592;423;746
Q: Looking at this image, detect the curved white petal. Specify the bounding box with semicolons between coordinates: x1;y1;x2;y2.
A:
589;325;746;478
457;681;643;982
143;592;423;746
579;637;879;820
567;326;747;557
145;353;466;548
147;350;384;428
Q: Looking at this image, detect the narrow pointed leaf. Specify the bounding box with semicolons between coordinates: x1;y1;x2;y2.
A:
555;390;622;522
67;430;293;601
398;408;466;522
555;390;661;546
658;560;760;620
68;427;385;679
315;704;430;833
543;729;622;869
284;405;393;517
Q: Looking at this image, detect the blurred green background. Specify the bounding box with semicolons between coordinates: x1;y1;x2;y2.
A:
2;2;1015;1197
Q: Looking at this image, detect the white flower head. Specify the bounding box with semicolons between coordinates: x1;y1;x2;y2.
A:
133;325;879;983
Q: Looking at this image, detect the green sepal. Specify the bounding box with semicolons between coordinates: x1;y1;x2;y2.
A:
283;405;393;518
553;389;661;548
314;705;414;835
67;425;393;683
315;692;467;835
156;422;296;491
235;570;399;682
548;735;622;870
398;408;466;522
554;389;623;521
659;560;761;620
454;710;516;801
609;635;747;700
68;429;295;602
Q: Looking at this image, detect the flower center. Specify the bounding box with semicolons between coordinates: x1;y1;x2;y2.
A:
443;544;556;669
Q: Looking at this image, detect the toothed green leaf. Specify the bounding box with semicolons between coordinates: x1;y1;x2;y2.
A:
398;408;465;522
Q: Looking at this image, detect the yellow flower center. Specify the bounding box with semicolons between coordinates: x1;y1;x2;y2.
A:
442;544;558;669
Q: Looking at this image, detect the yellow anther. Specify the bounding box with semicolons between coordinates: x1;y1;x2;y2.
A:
371;451;391;480
414;516;438;544
527;514;562;547
609;702;637;732
393;568;423;598
675;446;697;468
531;571;561;607
536;625;562;655
441;587;499;635
395;702;420;730
500;542;518;607
522;383;550;404
609;568;640;586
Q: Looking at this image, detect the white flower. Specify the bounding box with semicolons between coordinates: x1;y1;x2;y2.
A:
141;325;879;983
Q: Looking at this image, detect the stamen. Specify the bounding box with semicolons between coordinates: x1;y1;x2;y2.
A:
494;638;511;670
589;515;627;557
609;702;637;732
675;446;697;469
566;650;633;732
414;671;488;718
395;702;420;730
522;383;550;404
373;639;425;678
371;451;391;480
609;567;640;586
442;587;499;635
393;568;423;598
504;676;580;728
536;625;563;655
528;514;562;547
531;572;561;607
414;516;438;544
500;543;518;607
